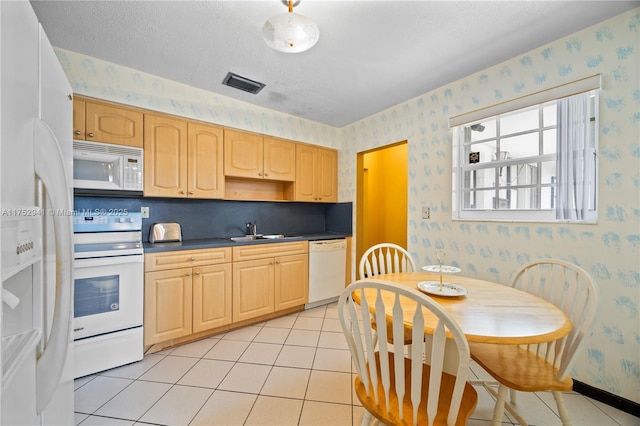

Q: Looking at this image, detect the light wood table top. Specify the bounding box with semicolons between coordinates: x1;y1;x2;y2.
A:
353;272;572;345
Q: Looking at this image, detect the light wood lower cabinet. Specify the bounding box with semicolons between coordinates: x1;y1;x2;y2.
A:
144;268;193;344
232;241;308;322
144;242;308;347
144;248;232;346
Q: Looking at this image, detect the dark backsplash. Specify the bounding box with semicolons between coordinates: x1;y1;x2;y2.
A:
74;196;352;242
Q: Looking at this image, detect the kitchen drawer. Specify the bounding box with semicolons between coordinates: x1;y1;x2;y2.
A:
145;247;232;272
232;240;308;262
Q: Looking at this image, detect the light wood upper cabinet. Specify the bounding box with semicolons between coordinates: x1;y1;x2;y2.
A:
144;116;224;199
187;122;225;199
144;114;188;197
295;144;338;202
72;98;86;140
224;129;295;181
263;137;296;181
73;97;143;147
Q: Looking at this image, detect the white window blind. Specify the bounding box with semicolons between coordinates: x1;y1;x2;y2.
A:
449;74;601;128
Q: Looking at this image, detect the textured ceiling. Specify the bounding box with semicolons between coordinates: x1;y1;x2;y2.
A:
31;1;638;127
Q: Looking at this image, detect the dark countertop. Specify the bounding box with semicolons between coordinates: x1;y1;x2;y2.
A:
143;232;350;253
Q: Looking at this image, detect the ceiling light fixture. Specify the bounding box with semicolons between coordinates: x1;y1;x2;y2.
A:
262;0;319;53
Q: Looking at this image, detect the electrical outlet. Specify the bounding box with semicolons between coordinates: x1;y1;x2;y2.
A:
422;206;431;219
141;206;150;218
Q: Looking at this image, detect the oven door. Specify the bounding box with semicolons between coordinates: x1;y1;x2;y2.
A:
73;254;143;340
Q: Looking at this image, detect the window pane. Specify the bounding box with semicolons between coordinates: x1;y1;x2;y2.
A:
543;129;556;154
541;186;555;209
501;106;539;136
468;119;496;141
543;102;557;127
463;168;497;190
500;132;540;158
465;141;496;165
540;160;556;184
463;188;496;209
498;163;538;187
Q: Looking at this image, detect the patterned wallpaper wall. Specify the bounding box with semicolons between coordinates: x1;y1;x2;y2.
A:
56;8;638;402
340;9;639;402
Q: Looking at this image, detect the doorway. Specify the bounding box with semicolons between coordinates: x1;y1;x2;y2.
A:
355;141;408;273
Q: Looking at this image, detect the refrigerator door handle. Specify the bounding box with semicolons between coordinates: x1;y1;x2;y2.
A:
33;118;73;414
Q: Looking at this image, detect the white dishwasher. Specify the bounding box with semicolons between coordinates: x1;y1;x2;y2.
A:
306;239;347;309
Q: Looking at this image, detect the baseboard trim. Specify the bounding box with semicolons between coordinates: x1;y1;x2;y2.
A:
573;380;639;418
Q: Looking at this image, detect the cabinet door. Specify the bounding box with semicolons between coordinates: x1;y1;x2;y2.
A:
294;144;317;201
193;263;232;332
85;100;143;147
73;98;85;139
232;258;274;322
274;253;309;311
224;129;263;179
263;137;296;181
144;268;192;345
144;114;188;197
188;122;224;198
316;147;338;202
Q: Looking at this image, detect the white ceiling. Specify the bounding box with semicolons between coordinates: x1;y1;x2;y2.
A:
31;1;638;128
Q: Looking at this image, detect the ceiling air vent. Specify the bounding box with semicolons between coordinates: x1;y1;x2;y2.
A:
222;72;266;94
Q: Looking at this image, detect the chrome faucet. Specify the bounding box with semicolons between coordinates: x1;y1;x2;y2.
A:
246;221;257;236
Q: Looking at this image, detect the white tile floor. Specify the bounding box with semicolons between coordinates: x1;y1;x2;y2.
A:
74;303;638;426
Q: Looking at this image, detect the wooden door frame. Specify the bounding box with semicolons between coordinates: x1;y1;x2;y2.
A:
355;141;408;275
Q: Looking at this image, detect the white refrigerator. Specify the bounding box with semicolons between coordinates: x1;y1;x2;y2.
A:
1;1;75;424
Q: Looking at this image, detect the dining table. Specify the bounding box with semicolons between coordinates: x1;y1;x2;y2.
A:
352;272;572;345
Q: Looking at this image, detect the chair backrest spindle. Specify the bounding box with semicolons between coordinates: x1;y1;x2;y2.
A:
338;279;477;426
359;243;417;279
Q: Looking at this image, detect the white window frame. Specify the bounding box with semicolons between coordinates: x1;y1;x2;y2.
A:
450;75;600;223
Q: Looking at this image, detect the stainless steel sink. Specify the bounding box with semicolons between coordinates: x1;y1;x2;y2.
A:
229;234;301;242
229;235;263;242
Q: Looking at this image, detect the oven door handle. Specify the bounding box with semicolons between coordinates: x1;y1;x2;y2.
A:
74;255;144;269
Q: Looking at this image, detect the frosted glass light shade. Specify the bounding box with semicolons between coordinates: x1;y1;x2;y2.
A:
262;12;319;53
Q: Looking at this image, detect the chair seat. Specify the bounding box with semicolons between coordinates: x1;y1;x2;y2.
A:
355;352;478;426
469;342;573;392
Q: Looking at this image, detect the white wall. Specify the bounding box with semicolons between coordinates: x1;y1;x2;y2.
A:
340;8;640;402
57;7;639;402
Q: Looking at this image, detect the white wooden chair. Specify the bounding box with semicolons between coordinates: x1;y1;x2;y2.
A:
338;279;478;425
359;243;417;279
359;243;417;347
469;259;600;426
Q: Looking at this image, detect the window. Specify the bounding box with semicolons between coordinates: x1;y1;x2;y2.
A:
451;76;600;222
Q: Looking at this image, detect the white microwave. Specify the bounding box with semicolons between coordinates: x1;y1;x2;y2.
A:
73;140;143;195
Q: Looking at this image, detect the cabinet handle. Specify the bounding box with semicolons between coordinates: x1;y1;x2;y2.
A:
87;132;94;137
264;172;269;177
195;271;200;275
180;190;186;194
258;172;263;177
191;257;196;261
275;260;280;264
189;191;194;195
74;130;81;135
185;272;191;277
